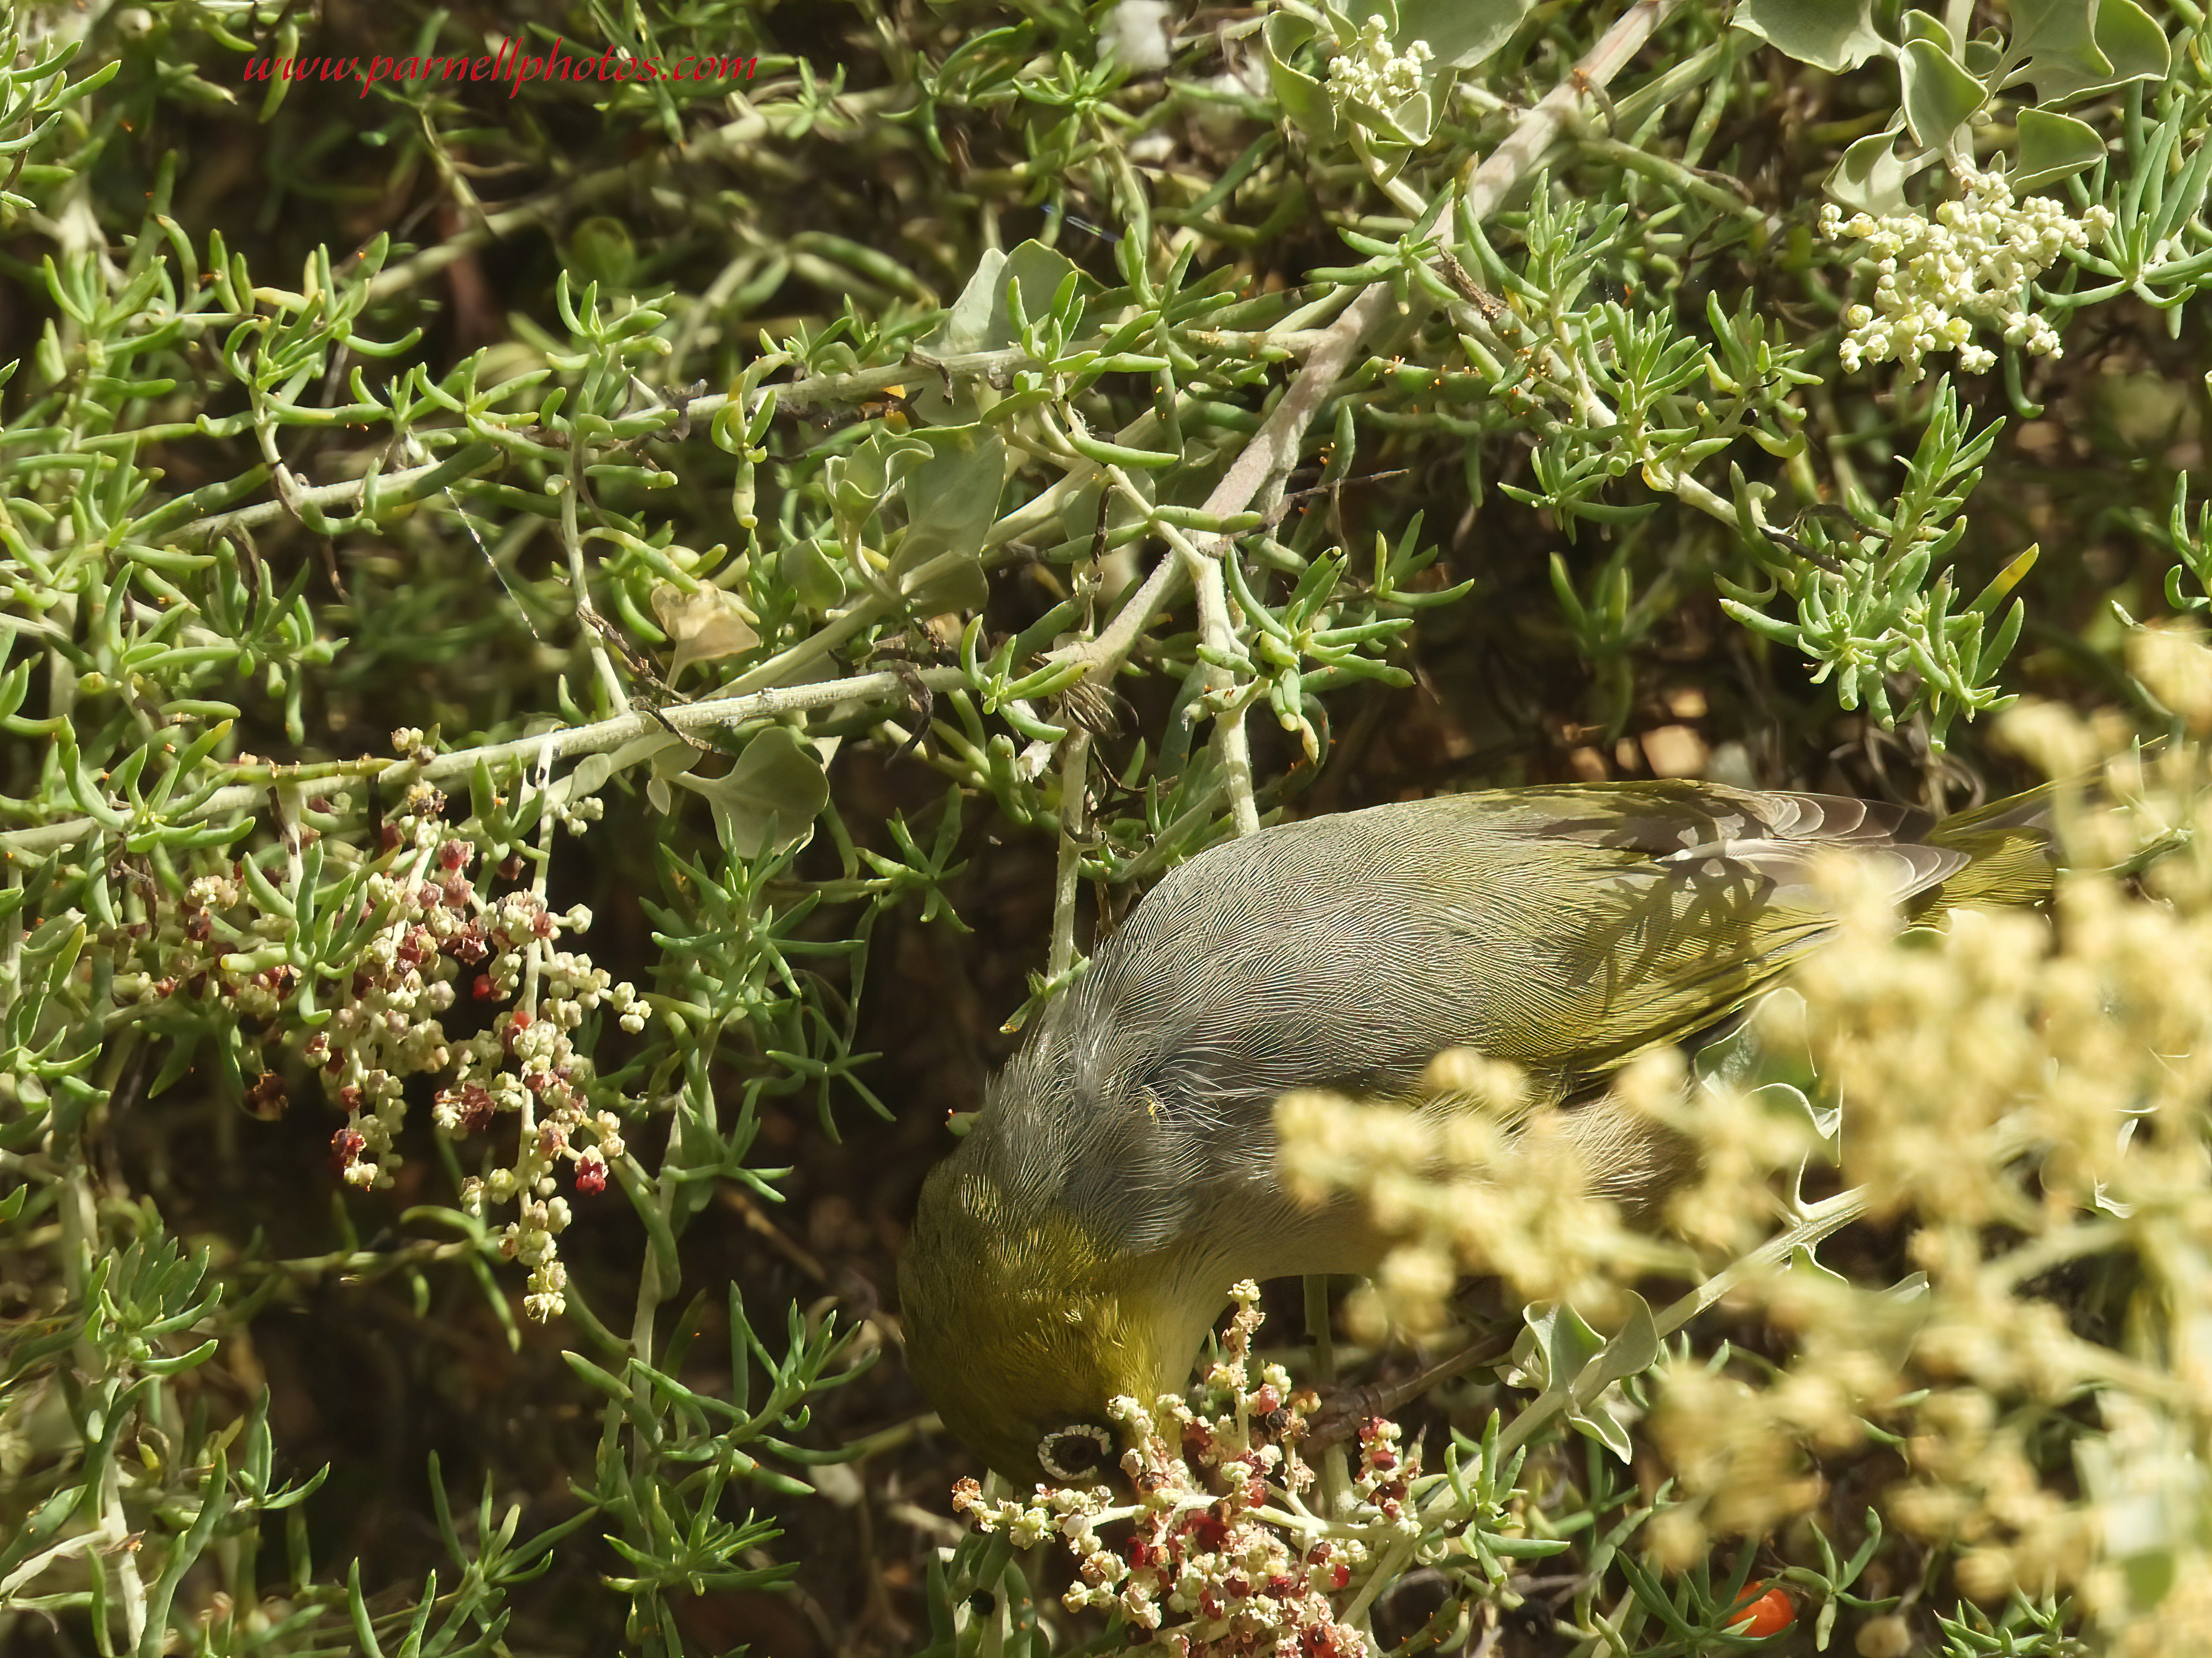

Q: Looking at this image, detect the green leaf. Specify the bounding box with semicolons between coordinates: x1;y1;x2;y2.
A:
1517;1301;1605;1393
675;728;830;859
1900;7;1953;49
1350;0;1536;71
1732;0;1888;73
887;423;1005;613
825;429;930;524
2090;0;2170;86
2008;0;2164;101
780;537;846;610
2014;105;2106;187
1566;1400;1635;1461
1262;13;1340;144
1827;127;1937;215
1581;1292;1660;1392
914;242;1094;421
1900;39;1987;154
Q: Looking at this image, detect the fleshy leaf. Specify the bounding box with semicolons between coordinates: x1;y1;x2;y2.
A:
674;727;830;858
2014;107;2106;189
825;430;930;527
1900;39;1987;155
2006;0;2165;102
888;423;1005;614
1732;0;1888;73
913;241;1093;423
780;537;846;611
1514;1301;1607;1393
1579;1292;1660;1392
1353;0;1536;71
1262;13;1340;145
1826;127;1938;216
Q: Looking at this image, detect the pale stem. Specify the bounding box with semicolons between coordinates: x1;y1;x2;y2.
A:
561;448;628;715
2;666;971;860
1049;730;1093;982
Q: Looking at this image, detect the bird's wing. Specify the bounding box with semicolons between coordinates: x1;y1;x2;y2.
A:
1009;783;1973;1253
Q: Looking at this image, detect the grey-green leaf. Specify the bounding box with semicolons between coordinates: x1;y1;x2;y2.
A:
1900;39;1987;154
914;241;1094;422
1826;127;1938;216
2014;105;2106;189
1580;1292;1660;1392
919;241;1091;360
1262;13;1340;145
780;537;846;611
1732;0;1888;73
1515;1302;1598;1393
674;727;830;859
1352;0;1536;72
888;423;1005;614
2007;0;2165;102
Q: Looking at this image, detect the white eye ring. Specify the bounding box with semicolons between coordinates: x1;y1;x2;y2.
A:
1037;1422;1115;1482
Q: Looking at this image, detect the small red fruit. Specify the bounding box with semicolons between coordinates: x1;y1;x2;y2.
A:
1725;1585;1795;1639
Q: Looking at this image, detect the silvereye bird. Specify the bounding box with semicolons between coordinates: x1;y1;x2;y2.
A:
898;780;2048;1486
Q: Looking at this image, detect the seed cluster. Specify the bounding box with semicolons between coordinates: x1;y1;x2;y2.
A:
954;1284;1420;1657
112;738;641;1326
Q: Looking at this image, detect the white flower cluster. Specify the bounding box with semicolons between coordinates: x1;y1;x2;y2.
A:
951;1282;1419;1657
430;891;635;1322
122;764;644;1325
1821;167;2114;382
1326;16;1432;112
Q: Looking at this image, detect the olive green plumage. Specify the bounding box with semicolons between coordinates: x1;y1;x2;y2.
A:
899;780;2051;1486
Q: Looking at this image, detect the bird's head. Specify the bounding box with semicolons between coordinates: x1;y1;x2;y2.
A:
900;1154;1195;1488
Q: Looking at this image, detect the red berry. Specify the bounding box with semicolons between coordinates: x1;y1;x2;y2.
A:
1725;1586;1795;1640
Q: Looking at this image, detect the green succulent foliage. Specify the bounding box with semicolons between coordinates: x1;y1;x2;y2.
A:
1718;378;2035;748
1740;0;2168;209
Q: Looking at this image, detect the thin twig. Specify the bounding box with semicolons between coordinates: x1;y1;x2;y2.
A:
1;665;969;860
1049;730;1093;982
560;446;629;715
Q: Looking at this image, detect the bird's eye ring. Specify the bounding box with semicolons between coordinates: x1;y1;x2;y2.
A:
1037;1422;1115;1483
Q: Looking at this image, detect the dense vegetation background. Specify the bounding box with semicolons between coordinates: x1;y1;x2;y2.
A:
4;1;2211;1655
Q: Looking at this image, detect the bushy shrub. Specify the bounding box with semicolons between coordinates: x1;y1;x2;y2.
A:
2;2;2209;1654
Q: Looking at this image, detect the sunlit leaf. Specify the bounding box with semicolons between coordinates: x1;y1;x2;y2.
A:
651;584;760;683
1900;39;1985;154
674;727;830;858
1733;0;1888;73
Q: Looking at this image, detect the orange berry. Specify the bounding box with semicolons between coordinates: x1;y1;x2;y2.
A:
1726;1585;1795;1639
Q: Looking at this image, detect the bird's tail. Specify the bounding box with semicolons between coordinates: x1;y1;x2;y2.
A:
1914;783;2058;915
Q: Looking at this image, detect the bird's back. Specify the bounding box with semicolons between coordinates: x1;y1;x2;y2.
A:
980;782;2044;1256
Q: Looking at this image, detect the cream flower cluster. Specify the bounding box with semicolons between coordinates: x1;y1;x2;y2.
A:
1821;168;2114;382
438;892;636;1322
123;742;643;1324
952;1282;1419;1657
1326;16;1432;112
